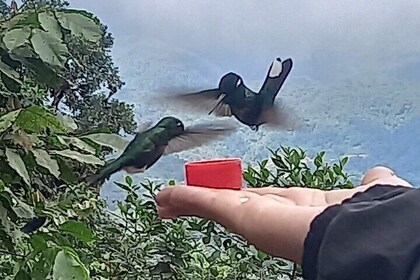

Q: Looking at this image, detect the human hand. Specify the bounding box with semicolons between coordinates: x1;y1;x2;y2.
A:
155;166;412;264
156;182;324;263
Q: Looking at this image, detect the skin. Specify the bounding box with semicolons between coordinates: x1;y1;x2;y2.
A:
156;166;414;264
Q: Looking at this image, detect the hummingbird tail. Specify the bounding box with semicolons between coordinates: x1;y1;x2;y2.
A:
86;160;122;186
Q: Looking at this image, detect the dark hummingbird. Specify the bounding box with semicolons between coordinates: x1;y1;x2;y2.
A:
86;116;236;185
159;57;299;131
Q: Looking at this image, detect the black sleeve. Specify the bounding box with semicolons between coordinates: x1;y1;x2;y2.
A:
302;184;420;280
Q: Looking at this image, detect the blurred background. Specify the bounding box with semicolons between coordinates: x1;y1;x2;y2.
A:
63;0;419;200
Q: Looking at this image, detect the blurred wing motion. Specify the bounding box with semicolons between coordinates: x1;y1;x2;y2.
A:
163;120;237;155
259;102;301;131
158;87;232;117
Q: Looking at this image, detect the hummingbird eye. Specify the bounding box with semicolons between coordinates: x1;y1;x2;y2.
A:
235;78;241;87
176;121;182;127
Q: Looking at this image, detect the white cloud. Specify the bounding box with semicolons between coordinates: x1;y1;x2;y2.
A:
69;0;420;81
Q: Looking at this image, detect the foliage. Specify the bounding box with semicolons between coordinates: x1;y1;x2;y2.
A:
22;0;70;10
74;92;136;135
243;147;354;190
0;3;133;279
0;1;8;17
0;0;136;134
3;145;354;279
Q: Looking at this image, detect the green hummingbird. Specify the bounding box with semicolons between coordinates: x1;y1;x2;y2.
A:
159;57;299;131
86;116;236;185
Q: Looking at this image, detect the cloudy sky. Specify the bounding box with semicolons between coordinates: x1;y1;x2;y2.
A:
68;0;420;82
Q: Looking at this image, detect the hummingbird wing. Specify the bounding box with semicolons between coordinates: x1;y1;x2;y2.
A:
259;102;301;131
163;120;237;155
157;87;233;117
258;58;293;104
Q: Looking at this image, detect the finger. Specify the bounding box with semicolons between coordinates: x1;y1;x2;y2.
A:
244;187;324;206
242;186;291;195
156;185;320;263
244;186;317;196
361;166;395;185
156;185;257;228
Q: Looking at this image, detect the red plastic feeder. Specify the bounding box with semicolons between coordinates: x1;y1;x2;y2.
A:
184;158;242;190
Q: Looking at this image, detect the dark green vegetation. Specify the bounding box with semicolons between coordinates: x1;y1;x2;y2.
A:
0;1;355;279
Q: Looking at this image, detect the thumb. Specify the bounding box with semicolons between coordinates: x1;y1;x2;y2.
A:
156;185;258;232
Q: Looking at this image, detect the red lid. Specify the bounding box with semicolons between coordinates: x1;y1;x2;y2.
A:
184;158;242;190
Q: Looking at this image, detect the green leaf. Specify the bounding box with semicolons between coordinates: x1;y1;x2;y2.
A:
168;179;176;186
125;175;133;186
2;27;31;51
16;105;67;133
0;109;21;134
271;157;286;169
29;235;48;252
203;236;210;244
114;182;132;193
12;202;34;220
33;250;56;279
56;158;79;184
59;221;94;243
56;112;78;131
9;44;63;89
314;154;323;168
333;164;341;175
2;187;34;219
59;136;96;154
6;11;41;30
340;156;349;167
38;11;63;39
5;147;30;186
31;149;61;179
0;203;12;233
81;133;129;152
31;29;69;70
55;10;102;42
0;59;22;84
13;270;31;280
260;159;268;168
51;149;104;165
209;266;218;276
0;72;20;92
53;250;90;280
290;151;301;165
